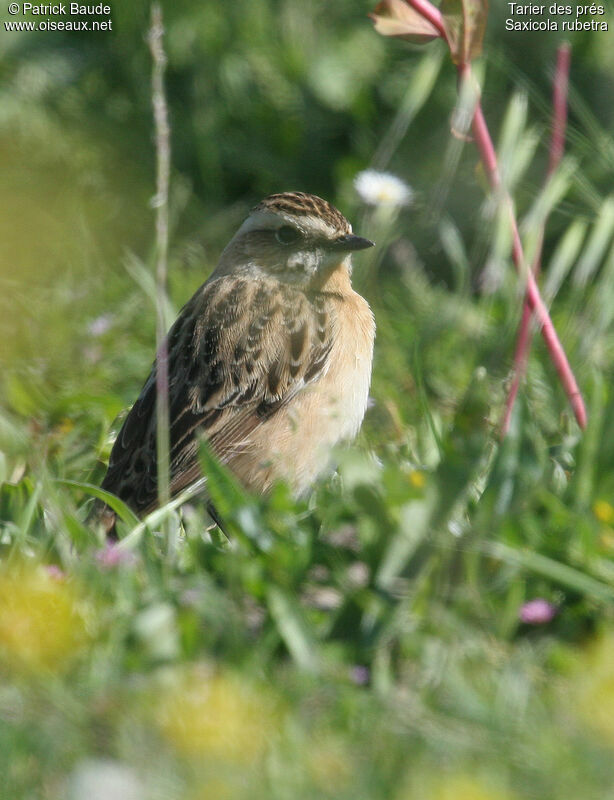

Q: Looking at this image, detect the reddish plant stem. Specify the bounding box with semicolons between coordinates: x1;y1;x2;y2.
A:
403;0;585;428
501;302;533;433
549;43;571;175
466;64;585;429
501;43;572;435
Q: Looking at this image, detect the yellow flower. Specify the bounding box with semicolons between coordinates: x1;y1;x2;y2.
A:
155;667;282;766
598;529;614;550
399;773;516;800
56;418;75;436
572;631;614;747
306;733;353;794
187;777;247;800
0;565;89;673
433;776;515;800
593;500;614;524
409;470;426;489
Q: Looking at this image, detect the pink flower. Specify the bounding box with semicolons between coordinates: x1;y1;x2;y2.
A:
350;666;370;685
95;543;137;569
45;564;65;580
519;598;557;625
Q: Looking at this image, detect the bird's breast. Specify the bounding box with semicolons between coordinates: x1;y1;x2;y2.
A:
315;290;375;441
228;289;375;495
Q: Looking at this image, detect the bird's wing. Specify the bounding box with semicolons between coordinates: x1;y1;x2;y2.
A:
101;275;335;515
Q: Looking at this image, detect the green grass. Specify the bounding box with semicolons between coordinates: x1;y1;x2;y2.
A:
3;212;614;797
2;3;614;798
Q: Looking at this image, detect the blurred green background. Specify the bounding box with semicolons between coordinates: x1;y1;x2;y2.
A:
1;1;614;798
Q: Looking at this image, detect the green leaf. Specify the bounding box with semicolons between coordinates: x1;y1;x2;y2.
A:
376;495;434;590
267;586;319;672
197;436;250;521
573;196;614;288
56;479;140;528
10;481;43;552
119;477;208;549
482;540;614;604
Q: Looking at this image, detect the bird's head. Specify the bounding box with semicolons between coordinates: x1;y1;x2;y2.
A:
215;192;374;289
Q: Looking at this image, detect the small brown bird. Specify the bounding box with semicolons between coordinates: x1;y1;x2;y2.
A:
101;192;375;532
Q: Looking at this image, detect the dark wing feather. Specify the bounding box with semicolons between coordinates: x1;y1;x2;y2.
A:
101;275;334;516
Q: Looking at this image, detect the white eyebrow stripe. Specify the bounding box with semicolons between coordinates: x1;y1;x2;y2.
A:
235;208;343;240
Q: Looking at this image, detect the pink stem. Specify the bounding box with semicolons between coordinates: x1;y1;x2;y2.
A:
500;230;544;436
549;43;571;175
501;43;573;435
404;1;585;428
501;301;533;435
469;81;585;429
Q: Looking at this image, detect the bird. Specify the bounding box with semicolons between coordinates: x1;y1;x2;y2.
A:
100;192;375;535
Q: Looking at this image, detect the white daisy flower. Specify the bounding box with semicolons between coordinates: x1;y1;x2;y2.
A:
68;760;143;800
354;170;413;208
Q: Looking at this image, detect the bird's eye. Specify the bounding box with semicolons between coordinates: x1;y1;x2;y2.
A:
275;225;300;245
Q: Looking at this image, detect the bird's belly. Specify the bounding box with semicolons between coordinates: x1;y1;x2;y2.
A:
229;296;375;495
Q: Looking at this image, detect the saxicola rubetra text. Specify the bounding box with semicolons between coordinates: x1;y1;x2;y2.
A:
100;192;375;532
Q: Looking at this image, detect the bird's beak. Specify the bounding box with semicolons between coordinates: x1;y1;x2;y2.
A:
329;234;375;252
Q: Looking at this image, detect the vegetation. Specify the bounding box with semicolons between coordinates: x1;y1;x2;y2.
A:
1;1;614;797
